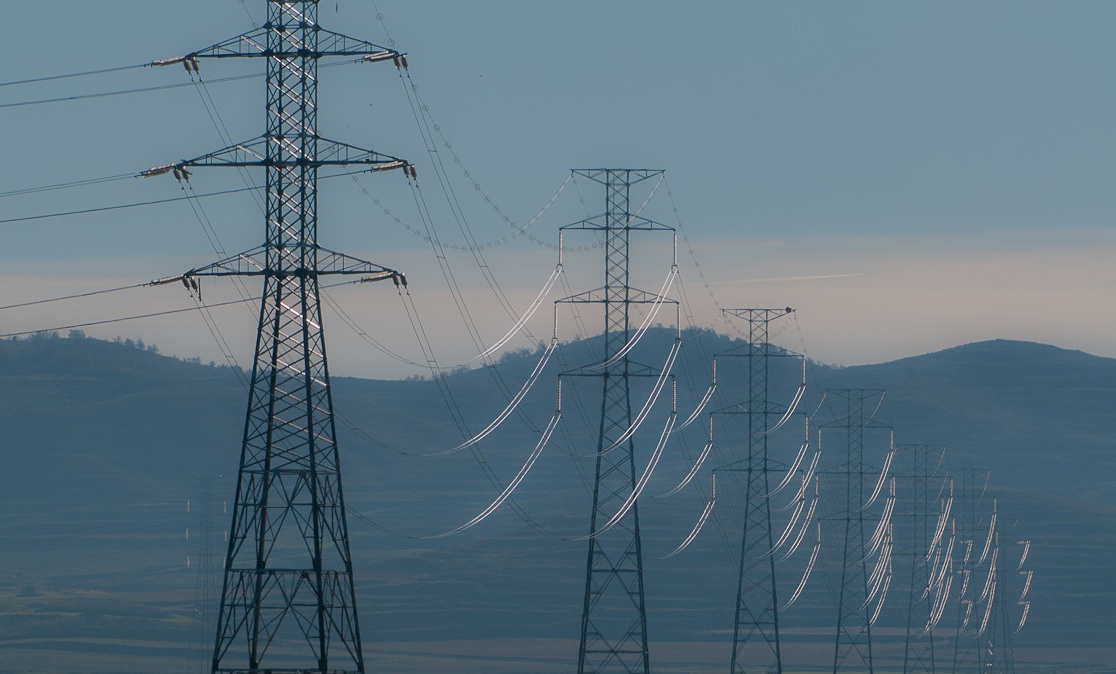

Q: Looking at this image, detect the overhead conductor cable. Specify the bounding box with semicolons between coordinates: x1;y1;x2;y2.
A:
677;360;716;430
425;338;558;456
661;473;718;559
427;411;563;538
592;266;678;370
472;264;564;361
580;410;678;540
595;337;681;456
783;523;821;610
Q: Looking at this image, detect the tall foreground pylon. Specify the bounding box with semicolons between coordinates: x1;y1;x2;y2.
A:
718;308;800;674
558;169;675;674
150;2;408;671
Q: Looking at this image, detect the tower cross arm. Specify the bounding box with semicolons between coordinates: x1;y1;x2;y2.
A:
152;27;402;63
150;246;406;284
557;286;679;305
561;213;673;232
160;137;407;172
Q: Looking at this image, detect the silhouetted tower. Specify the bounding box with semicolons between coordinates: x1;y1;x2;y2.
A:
952;469;991;673
190;477;219;674
150;3;408;672
897;445;945;674
558;168;675;674
820;389;892;674
977;504;1017;674
717;308;799;674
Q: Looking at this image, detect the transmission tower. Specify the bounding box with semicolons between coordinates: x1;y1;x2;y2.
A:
896;444;945;674
819;389;893;674
189;477;219;674
558;168;675;674
952;469;991;674
150;3;409;672
714;308;800;674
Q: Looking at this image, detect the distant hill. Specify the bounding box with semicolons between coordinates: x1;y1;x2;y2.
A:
0;331;1113;673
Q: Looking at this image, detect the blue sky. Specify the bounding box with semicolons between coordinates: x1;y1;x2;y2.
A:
2;1;1115;377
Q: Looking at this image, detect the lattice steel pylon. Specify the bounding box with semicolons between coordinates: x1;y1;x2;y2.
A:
952;469;991;674
717;308;799;674
897;445;946;674
149;3;408;672
820;389;892;674
190;477;219;674
558;168;675;674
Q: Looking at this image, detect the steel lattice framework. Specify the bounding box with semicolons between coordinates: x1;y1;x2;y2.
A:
713;308;799;674
153;2;407;672
897;444;944;674
820;389;890;674
952;469;990;674
558;168;674;674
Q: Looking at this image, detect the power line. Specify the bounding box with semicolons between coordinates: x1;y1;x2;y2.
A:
0;282;150;312
1;279;366;338
0;186;259;225
0;169;372;226
0;62;150;88
0;73;259;110
1;297;250;338
0;173;138;200
0;59;355;110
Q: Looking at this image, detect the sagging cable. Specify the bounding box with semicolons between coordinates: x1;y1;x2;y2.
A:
922;547;943;602
767;493;807;557
1016;601;1031;633
423;337;557;456
960;568;972;600
595;337;681;456
926;528;955;601
864;532;894;608
579;411;677;540
925;563;954;633
927;487;954;561
657;440;713;498
869;562;893;626
979;545;999;603
961;539;974;566
591;266;678;370
660;473;717;559
768;437;810;497
978;575;997;636
1016;540;1031;570
768;358;807;433
472;264;563;362
425;412;562;539
783;524;821;610
677;361;716;430
978;506;998;566
786;448;822;506
1018;570;1033;602
863;444;895;510
778;478;819;562
866;479;897;558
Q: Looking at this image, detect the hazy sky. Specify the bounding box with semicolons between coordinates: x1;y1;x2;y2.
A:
2;1;1115;378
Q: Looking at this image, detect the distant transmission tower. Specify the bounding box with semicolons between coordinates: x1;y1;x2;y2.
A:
558;168;675;674
896;444;946;674
716;308;800;674
190;477;218;674
952;469;991;674
820;389;893;674
149;3;409;672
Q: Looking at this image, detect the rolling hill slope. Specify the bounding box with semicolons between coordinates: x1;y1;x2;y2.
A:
0;331;1112;672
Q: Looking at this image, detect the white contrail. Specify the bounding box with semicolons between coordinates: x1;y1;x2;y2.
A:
710;273;865;285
